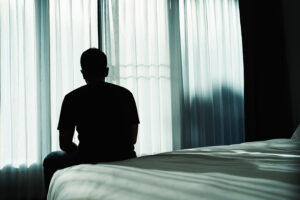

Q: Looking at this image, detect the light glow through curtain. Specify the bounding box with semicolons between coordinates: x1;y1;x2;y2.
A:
0;0;244;198
102;0;245;151
0;0;49;199
178;0;245;148
102;0;173;156
0;0;97;199
0;0;40;169
49;0;98;151
0;0;98;166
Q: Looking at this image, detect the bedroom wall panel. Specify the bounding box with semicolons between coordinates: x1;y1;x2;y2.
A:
239;0;297;141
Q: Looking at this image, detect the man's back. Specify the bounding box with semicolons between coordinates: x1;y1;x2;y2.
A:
43;49;139;191
58;82;139;163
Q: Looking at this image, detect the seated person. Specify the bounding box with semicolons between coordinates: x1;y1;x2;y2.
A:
43;48;139;191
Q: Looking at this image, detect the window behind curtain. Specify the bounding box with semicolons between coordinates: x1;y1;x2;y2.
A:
0;0;40;168
101;0;173;156
49;0;98;151
0;0;244;168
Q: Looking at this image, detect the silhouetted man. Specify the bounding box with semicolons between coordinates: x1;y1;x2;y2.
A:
43;48;139;191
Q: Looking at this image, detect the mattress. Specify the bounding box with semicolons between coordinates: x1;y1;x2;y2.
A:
47;139;300;200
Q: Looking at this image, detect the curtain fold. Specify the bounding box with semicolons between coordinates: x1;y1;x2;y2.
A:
0;0;244;198
0;0;98;199
0;0;49;199
0;0;40;169
177;0;245;147
101;0;173;156
49;0;98;151
102;0;245;152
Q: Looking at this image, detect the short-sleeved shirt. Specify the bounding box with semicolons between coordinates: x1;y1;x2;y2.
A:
57;82;139;162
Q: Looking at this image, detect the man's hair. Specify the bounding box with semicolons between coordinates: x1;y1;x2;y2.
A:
80;48;107;74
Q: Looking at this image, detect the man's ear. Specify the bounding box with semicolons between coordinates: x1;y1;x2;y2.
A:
104;67;109;77
81;70;87;80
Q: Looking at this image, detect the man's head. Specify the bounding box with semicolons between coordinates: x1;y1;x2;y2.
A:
80;48;108;82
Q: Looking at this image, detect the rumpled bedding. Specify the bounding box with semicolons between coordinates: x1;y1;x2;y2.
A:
48;139;300;200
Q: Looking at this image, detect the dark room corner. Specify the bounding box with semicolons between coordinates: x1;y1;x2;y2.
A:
239;0;300;141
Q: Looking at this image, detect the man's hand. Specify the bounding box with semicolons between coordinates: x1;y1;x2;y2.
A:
59;129;78;155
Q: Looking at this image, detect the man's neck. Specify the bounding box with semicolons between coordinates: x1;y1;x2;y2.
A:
86;77;105;84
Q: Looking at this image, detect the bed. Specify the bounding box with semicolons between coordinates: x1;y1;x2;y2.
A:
47;129;300;200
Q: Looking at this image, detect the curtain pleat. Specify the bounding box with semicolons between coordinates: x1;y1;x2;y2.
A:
178;0;245;148
0;0;97;199
102;0;173;156
0;0;49;199
0;0;244;198
102;0;244;152
49;0;98;151
0;0;39;169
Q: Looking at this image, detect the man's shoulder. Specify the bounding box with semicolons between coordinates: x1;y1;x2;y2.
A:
65;85;87;98
105;82;132;96
64;83;133;98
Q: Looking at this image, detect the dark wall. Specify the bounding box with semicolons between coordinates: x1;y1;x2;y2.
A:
281;0;300;132
239;0;300;141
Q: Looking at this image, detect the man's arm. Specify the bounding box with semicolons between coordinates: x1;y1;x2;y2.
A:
130;124;139;145
59;128;78;155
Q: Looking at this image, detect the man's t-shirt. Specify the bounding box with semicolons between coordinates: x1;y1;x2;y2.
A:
57;82;139;163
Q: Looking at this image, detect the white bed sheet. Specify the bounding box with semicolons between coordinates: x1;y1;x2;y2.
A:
48;139;300;200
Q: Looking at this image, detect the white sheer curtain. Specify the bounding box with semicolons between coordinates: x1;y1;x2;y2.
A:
102;0;245;152
0;0;99;165
177;0;245;148
0;0;40;170
0;0;244;198
101;0;173;156
0;0;49;199
0;0;97;199
49;0;98;151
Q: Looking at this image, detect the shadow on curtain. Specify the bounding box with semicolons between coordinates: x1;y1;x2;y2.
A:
169;0;245;149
